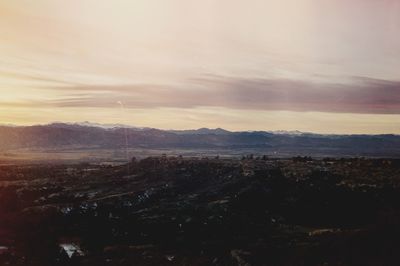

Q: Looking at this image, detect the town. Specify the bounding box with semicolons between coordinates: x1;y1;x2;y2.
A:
1;156;400;265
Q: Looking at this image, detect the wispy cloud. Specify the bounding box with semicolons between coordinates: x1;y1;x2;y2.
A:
25;76;398;114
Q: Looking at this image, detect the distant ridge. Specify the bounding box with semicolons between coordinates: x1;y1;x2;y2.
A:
48;121;149;130
4;122;398;136
170;127;231;135
0;122;399;157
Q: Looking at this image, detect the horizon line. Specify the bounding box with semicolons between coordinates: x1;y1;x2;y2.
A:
1;121;399;137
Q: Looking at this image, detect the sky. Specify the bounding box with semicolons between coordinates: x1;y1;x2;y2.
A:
1;0;400;134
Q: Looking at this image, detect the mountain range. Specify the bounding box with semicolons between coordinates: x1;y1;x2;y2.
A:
0;123;399;157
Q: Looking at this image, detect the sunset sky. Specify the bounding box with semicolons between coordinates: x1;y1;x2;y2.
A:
1;0;399;133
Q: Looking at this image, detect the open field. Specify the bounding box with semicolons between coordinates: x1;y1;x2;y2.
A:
2;146;400;165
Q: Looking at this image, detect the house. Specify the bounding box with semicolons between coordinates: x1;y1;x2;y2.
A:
59;243;84;259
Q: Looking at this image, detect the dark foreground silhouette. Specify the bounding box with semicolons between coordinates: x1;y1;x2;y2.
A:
1;156;400;265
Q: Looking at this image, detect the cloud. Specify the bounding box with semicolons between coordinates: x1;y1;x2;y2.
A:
29;75;398;114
